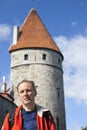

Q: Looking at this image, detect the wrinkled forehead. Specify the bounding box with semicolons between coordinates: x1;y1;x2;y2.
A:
17;82;33;91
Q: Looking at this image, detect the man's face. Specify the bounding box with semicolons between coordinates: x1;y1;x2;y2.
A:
18;82;36;106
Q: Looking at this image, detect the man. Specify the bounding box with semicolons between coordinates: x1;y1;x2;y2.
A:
2;79;56;130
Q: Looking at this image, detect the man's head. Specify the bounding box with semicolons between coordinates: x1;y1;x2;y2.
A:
17;80;37;107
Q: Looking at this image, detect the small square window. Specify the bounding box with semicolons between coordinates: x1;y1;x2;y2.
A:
24;54;28;60
43;54;46;60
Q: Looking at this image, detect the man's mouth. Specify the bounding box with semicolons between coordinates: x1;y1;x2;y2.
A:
24;97;30;101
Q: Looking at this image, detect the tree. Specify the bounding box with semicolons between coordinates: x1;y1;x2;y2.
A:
81;126;87;130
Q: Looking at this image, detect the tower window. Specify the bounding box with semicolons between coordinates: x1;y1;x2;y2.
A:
56;117;59;130
24;54;28;60
57;88;60;99
42;54;46;60
58;59;60;64
35;56;36;61
58;91;60;99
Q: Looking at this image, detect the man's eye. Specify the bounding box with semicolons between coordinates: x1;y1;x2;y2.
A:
26;90;32;92
19;89;32;93
20;90;24;93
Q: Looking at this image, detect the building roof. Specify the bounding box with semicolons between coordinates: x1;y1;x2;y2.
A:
0;93;14;102
9;8;63;56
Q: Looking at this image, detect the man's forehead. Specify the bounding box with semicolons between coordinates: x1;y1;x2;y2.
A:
20;82;31;86
18;82;32;89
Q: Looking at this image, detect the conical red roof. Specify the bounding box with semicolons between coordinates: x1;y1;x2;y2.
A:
9;8;62;55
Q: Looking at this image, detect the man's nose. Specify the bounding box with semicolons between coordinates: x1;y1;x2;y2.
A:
24;90;28;94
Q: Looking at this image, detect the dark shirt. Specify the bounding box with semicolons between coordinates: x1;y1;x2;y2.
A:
22;108;38;130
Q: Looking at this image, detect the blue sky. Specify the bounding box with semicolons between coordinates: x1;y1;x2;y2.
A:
0;0;87;130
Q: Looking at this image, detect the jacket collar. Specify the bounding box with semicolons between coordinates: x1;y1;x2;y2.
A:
16;104;49;117
36;104;49;117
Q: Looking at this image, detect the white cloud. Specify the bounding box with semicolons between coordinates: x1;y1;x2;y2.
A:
0;24;12;42
69;123;81;130
54;35;87;105
71;21;78;27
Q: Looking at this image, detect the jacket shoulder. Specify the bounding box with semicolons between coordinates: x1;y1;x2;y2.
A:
36;104;50;117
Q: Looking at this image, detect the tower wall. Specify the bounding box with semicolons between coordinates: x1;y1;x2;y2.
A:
10;49;66;130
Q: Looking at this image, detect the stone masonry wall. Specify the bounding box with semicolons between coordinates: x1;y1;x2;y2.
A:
10;48;66;130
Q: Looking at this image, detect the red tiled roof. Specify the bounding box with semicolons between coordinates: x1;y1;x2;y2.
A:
9;8;62;56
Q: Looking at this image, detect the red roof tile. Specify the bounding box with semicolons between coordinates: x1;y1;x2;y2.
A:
9;8;62;56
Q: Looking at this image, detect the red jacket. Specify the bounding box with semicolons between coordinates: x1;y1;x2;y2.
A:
2;105;56;130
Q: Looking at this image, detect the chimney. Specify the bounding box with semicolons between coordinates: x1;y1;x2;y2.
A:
13;25;19;45
1;76;7;93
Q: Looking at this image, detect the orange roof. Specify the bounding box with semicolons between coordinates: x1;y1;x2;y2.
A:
9;8;62;56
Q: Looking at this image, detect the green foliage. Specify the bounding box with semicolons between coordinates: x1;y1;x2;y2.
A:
81;126;87;130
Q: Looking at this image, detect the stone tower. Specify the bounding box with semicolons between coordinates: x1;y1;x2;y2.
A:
9;8;66;130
